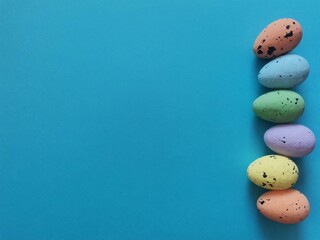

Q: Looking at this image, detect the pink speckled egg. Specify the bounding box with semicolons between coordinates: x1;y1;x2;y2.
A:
253;18;302;59
257;189;310;224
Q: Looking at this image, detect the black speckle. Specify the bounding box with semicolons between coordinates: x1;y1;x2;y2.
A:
293;21;296;24
262;39;266;43
273;178;276;181
267;46;276;55
259;200;265;205
262;183;266;186
269;184;273;187
286;25;290;29
263;172;267;178
257;45;262;50
279;75;282;78
284;31;293;38
258;50;263;55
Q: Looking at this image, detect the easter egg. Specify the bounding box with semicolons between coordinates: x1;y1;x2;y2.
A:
257;189;310;224
253;18;302;59
253;90;304;123
258;54;310;88
247;155;298;190
264;124;316;158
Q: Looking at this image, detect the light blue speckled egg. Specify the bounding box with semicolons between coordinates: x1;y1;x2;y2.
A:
258;54;310;89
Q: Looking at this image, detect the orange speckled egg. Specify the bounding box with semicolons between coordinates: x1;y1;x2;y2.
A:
253;18;302;59
257;189;310;224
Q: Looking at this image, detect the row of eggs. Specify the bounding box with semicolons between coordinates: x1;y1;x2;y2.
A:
248;124;316;190
248;155;311;224
249;18;313;224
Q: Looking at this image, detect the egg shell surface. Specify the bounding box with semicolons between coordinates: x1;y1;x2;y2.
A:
247;155;298;190
253;90;304;123
264;124;316;158
257;189;310;224
253;18;302;59
258;54;309;88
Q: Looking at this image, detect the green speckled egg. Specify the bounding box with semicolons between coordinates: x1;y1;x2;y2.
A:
253;90;304;123
247;155;299;190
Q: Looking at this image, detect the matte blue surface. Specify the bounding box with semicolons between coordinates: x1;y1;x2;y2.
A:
1;1;320;239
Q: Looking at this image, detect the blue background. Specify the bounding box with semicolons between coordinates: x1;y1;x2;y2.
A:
1;0;320;239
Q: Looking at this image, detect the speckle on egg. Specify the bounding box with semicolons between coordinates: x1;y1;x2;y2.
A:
264;124;316;157
258;54;310;89
253;90;305;123
253;18;303;59
247;155;299;190
257;189;310;224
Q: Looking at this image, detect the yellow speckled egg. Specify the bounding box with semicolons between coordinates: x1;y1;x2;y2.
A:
253;18;302;59
257;189;310;224
247;155;298;190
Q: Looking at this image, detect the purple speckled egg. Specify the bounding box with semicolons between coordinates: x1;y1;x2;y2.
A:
264;124;316;158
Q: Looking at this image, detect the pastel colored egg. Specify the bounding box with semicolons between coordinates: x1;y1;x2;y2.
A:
253;18;302;59
258;54;310;88
257;189;310;224
247;155;298;190
264;124;316;158
253;90;304;123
